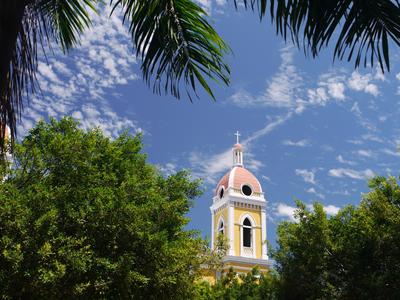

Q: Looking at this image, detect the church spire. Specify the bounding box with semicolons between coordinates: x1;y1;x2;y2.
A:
233;131;243;167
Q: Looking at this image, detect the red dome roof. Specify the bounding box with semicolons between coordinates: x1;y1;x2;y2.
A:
215;166;262;196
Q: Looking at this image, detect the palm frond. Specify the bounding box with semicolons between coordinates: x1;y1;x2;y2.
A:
0;0;96;154
38;0;97;50
113;0;230;100
236;0;400;72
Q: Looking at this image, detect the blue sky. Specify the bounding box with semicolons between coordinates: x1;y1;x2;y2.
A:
25;2;400;247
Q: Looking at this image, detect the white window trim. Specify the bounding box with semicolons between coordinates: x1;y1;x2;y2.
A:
240;183;254;197
239;213;256;258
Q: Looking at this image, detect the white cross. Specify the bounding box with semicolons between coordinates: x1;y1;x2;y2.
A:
234;131;241;144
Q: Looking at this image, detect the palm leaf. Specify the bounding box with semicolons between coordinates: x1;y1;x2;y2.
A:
0;0;96;155
38;0;97;50
236;0;400;72
112;0;230;100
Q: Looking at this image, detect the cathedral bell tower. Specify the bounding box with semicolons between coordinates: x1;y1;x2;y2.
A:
210;132;270;275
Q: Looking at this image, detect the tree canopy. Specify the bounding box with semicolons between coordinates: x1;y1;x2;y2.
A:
0;117;207;299
2;118;400;298
274;176;400;299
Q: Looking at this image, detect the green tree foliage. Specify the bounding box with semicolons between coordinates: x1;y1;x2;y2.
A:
275;176;400;299
1;117;400;300
0;117;207;299
330;176;400;299
195;268;279;300
200;233;230;273
274;201;338;299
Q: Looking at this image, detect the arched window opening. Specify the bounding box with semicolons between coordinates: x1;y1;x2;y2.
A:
218;220;224;235
243;217;252;247
219;187;224;199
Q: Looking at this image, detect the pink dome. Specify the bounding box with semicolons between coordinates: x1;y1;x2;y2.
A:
233;143;243;149
215;166;262;196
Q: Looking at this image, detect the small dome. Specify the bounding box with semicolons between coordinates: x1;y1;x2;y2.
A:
215;166;262;196
233;143;242;149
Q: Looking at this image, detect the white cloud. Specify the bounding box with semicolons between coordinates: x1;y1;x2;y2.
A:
381;148;400;157
326;81;346;100
264;47;303;108
245;153;265;171
273;202;340;222
72;104;141;138
336;155;356;165
262;175;273;184
328;168;375;180
231;52;353;111
295;169;316;185
103;57;119;77
38;62;62;84
351;102;361;117
323;205;340;215
274;203;297;222
245;112;293;144
189;148;231;184
316;73;347;101
282;139;311;147
20;5;140;137
348;139;363;145
361;134;384;143
194;0;227;15
307;87;329;105
321;144;334;152
365;84;379;96
333;189;351;196
195;0;212;14
374;68;385;81
357;149;373;157
348;71;379;96
306;187;325;199
230;46;303;109
52;61;72;76
157;162;178;176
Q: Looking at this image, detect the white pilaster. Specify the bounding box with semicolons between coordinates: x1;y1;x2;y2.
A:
228;204;235;256
261;208;268;259
211;209;215;249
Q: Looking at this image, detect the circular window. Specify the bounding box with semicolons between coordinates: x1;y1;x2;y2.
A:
241;184;252;196
219;187;225;198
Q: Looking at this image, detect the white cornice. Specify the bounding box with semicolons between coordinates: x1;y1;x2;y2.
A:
222;255;272;267
229;194;266;205
210;196;267;212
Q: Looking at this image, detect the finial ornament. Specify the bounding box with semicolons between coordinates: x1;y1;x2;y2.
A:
233;131;243;167
234;131;241;144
